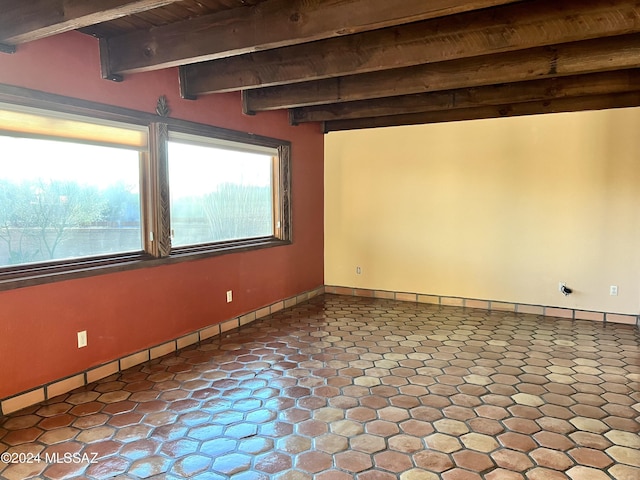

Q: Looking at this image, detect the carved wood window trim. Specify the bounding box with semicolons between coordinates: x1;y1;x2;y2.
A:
0;84;292;291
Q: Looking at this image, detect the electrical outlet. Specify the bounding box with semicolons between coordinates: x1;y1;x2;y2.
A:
610;285;618;296
558;282;566;293
226;290;233;303
77;331;87;348
356;266;362;275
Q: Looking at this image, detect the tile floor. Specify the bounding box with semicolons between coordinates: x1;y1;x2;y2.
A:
1;294;639;480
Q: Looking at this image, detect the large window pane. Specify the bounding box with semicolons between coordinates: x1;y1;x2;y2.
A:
0;136;142;267
168;139;275;247
0;89;291;289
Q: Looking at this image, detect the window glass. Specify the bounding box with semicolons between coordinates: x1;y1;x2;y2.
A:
0;136;142;267
0;90;290;288
168;138;275;247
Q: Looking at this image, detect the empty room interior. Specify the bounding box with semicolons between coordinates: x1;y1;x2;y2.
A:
0;1;639;479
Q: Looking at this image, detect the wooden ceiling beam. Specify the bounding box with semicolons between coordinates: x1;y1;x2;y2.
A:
0;0;180;46
244;34;640;112
104;0;523;75
323;91;640;132
291;70;640;124
183;0;640;95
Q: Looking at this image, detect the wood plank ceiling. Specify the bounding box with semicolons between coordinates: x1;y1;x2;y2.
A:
1;0;639;132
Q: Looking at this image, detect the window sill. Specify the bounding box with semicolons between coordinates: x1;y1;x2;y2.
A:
0;237;290;292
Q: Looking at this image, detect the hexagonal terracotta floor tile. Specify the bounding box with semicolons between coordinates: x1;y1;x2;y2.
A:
413;450;454;473
491;448;534;471
374;450;413;472
335;451;373;473
0;294;637;480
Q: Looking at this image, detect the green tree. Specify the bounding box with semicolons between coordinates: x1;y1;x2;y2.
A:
202;183;272;241
102;181;140;224
0;180;41;264
29;180;106;259
0;179;106;265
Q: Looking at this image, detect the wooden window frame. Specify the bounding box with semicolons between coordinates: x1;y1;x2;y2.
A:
164;124;291;255
0;84;292;291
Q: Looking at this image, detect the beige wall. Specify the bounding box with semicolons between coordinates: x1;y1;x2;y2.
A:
324;108;640;314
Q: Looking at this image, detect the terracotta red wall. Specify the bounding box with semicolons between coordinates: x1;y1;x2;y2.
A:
0;32;324;399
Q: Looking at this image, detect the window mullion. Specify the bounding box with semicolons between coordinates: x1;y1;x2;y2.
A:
148;122;172;257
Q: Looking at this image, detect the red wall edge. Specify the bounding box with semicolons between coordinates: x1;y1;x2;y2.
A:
0;32;324;399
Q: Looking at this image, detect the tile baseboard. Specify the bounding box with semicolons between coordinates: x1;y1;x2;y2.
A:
325;285;639;327
0;286;325;416
4;284;636;416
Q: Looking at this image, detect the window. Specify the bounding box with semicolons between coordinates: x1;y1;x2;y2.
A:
0;103;146;268
168;133;278;247
0;137;142;266
0;89;291;289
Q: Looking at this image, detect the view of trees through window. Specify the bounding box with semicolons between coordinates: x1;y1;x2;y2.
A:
168;140;274;247
0;136;141;267
0;100;289;278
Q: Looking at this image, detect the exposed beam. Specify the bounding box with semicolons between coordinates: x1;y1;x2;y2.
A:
183;0;640;95
291;70;640;124
244;34;640;112
0;43;15;54
323;91;640;132
105;0;523;75
0;0;180;45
